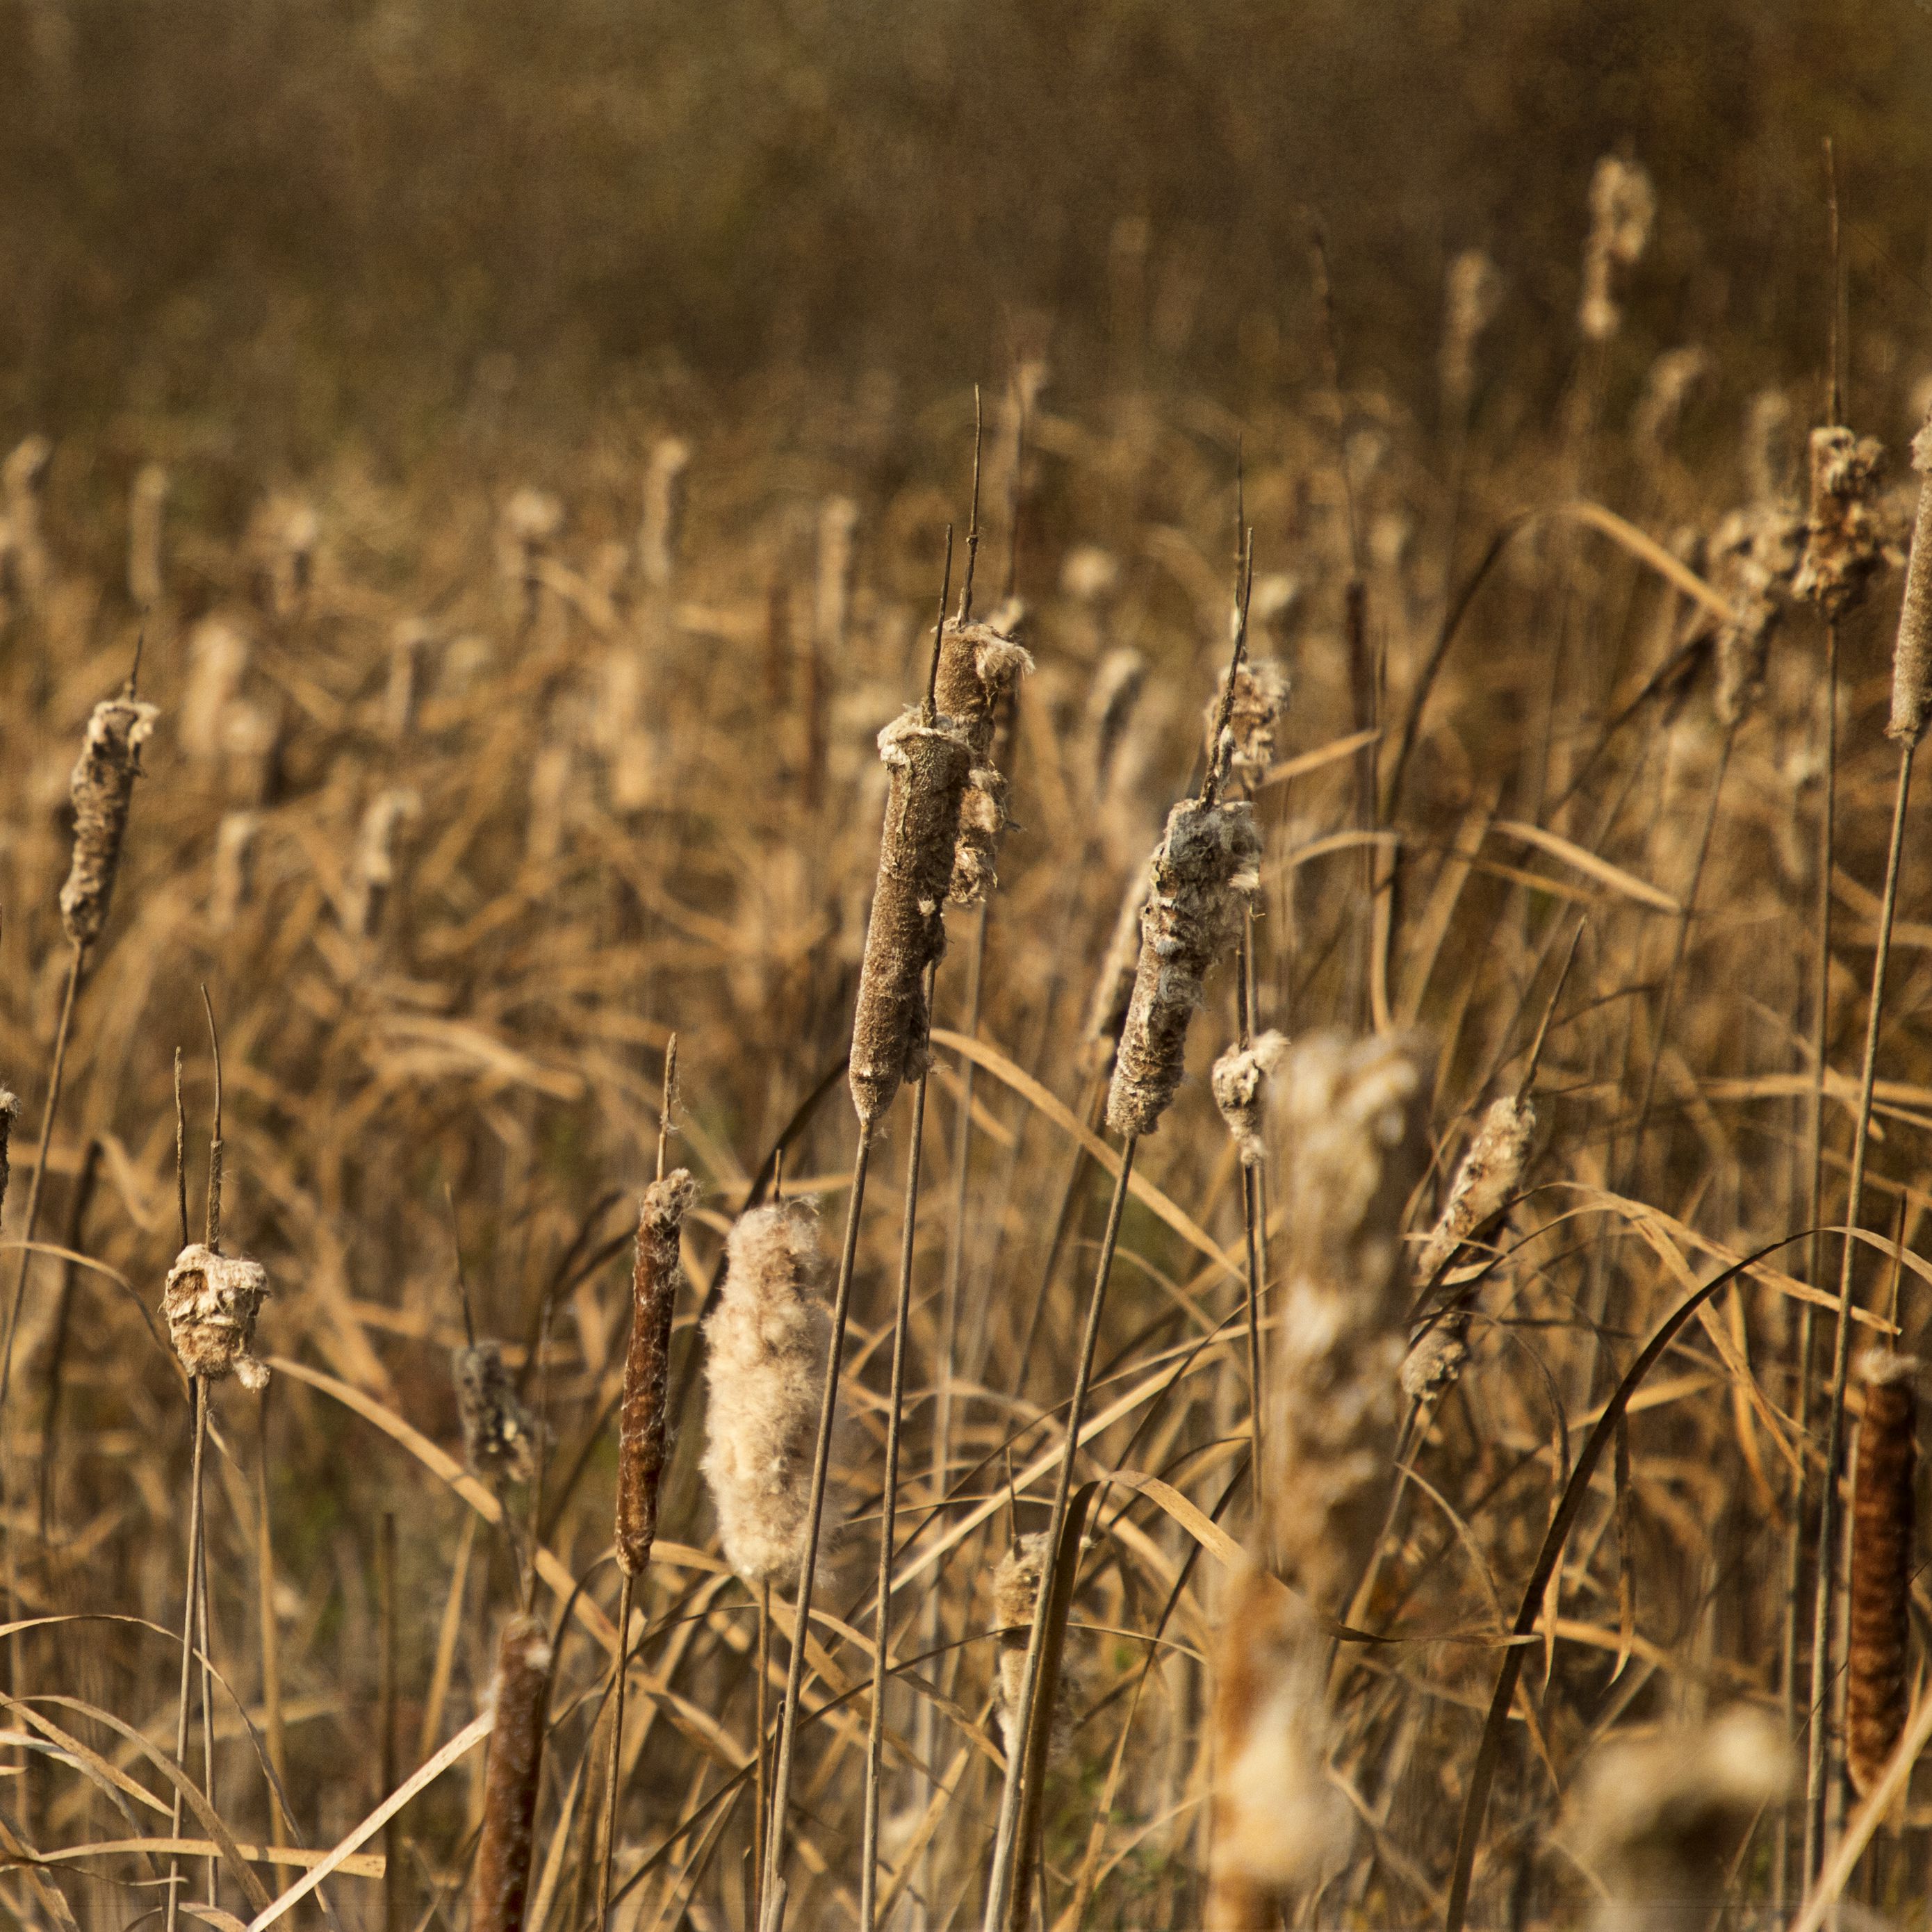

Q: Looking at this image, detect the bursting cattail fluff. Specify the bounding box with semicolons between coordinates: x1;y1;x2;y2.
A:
1847;1348;1917;1797
1886;404;1932;746
847;709;972;1127
470;1612;553;1932
1203;656;1290;791
1792;425;1889;618
60;691;160;949
1414;1095;1534;1284
991;1533;1071;1755
701;1198;834;1585
1705;503;1801;728
1266;1031;1433;1605
453;1340;538;1485
1104;799;1262;1138
616;1169;699;1577
1566;1709;1792;1932
1211;1030;1288;1166
933;616;1033;904
162;1244;270;1391
1578;156;1655;343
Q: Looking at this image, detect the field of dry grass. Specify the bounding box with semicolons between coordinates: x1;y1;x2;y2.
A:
4;11;1932;1930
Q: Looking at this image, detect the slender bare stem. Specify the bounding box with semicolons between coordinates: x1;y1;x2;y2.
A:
162;1375;208;1932
593;1569;637;1929
754;1576;772;1929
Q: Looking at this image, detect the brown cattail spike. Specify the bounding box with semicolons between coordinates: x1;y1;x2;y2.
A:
1104;799;1263;1138
161;1244;270;1392
615;1169;699;1577
1887;406;1932;747
470;1612;554;1932
701;1198;834;1585
847;710;972;1127
60;691;160;948
933;616;1033;905
1847;1348;1917;1798
453;1339;539;1486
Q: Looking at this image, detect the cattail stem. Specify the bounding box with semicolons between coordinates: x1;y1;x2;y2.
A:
1803;739;1915;1880
754;1577;771;1929
860;1055;933;1931
161;1374;208;1932
1234;927;1266;1512
593;1568;636;1929
759;1126;875;1932
981;1136;1137;1932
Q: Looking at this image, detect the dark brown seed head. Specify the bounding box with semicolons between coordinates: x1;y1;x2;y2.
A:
1847;1348;1918;1798
470;1612;553;1932
60;693;160;949
453;1339;539;1486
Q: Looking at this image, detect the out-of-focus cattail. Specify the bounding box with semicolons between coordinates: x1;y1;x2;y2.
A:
701;1198;834;1585
181;617;251;759
161;1244;270;1392
128;462;167;614
262;497;320;619
1104;799;1263;1138
0;1090;19;1219
1061;543;1120;612
345;788;419;939
1415;1095;1535;1284
638;435;692;593
208;811;260;932
1202;657;1289;791
470;1612;554;1932
1631;346;1709;459
1566;1708;1793;1932
1743;387;1796;507
1706;503;1802;728
1793;425;1890;618
1205;1566;1350;1927
1847;1348;1917;1797
934;617;1033;904
2;434;52;610
1266;1031;1433;1604
991;1533;1072;1755
453;1339;538;1486
1082;869;1149;1079
1440;248;1504;423
385;621;431;743
616;1170;699;1578
60;689;160;949
1579;156;1656;343
1083;647;1145;799
1885;407;1932;747
497;488;563;628
847;709;972;1127
1211;1030;1288;1166
814;497;860;657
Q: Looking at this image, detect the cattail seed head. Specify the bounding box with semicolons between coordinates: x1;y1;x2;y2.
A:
1266;1031;1434;1605
208;811;260;932
162;1243;270;1391
60;692;160;949
1579;155;1655;343
991;1532;1070;1755
1082;869;1149;1079
1415;1095;1535;1283
1202;657;1290;790
1742;387;1796;505
1211;1030;1289;1166
346;788;419;938
470;1612;553;1932
1083;648;1146;798
0;1090;15;1219
1441;248;1504;420
1793;425;1890;617
1631;346;1710;459
1567;1708;1793;1932
128;462;167;612
1847;1348;1918;1798
639;435;692;592
1886;406;1932;746
2;434;52;608
1104;799;1262;1139
701;1198;835;1585
453;1340;538;1485
848;710;972;1126
181;617;252;760
616;1169;700;1577
1705;503;1801;728
1399;1311;1471;1404
934;617;1033;906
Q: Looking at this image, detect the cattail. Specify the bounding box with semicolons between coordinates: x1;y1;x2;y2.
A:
1792;425;1889;618
700;1198;835;1585
161;1244;270;1392
1847;1348;1917;1798
1083;647;1146;797
1439;248;1504;422
616;1169;700;1577
1211;1030;1289;1166
1266;1031;1434;1604
1742;387;1796;507
345;788;419;938
497;489;562;627
128;462;167;613
1567;1708;1792;1932
1630;345;1710;459
1205;1566;1350;1927
638;436;691;592
1414;1095;1535;1284
526;742;571;866
1578;155;1655;343
1202;657;1289;789
1885;407;1932;746
2;434;52;610
181;618;251;759
60;689;161;949
847;710;972;1127
0;1089;19;1220
1104;799;1263;1139
208;811;260;932
385;621;431;743
470;1612;553;1932
991;1532;1071;1755
261;497;320;619
1082;868;1150;1079
1706;503;1802;728
453;1340;538;1486
814;496;860;657
934;616;1033;904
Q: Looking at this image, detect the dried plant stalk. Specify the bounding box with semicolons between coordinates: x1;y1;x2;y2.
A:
1266;1030;1433;1605
701;1198;834;1585
60;691;160;948
161;1244;270;1392
470;1612;554;1932
616;1169;699;1575
453;1340;538;1486
1211;1030;1288;1166
0;1090;15;1216
1846;1349;1917;1798
1104;799;1262;1138
1888;406;1932;747
848;710;972;1127
933;617;1033;903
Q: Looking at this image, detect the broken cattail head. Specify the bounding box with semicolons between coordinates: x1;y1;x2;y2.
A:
1211;1030;1289;1166
1400;1312;1471;1405
1706;503;1801;728
0;1089;16;1216
1886;406;1932;747
452;1339;539;1486
1105;799;1263;1138
934;616;1033;905
847;709;972;1126
615;1168;700;1577
1415;1094;1535;1283
992;1532;1070;1755
1792;425;1890;618
1847;1348;1918;1799
60;692;160;949
1203;656;1290;790
161;1243;270;1391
